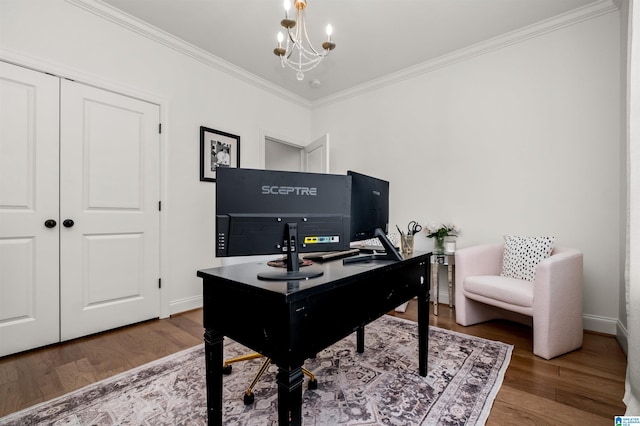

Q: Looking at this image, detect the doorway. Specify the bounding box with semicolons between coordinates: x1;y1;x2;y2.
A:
262;132;330;173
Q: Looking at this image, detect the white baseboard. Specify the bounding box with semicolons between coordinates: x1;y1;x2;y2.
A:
582;314;618;335
438;290;453;306
169;295;203;316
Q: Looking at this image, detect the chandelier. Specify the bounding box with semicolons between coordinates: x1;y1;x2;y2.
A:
273;0;336;81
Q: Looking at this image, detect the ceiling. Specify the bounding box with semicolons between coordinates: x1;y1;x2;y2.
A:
100;0;600;102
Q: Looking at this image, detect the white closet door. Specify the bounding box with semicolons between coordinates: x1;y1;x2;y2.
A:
0;62;60;357
59;81;160;341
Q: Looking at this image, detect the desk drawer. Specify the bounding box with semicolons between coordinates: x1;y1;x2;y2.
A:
297;261;425;357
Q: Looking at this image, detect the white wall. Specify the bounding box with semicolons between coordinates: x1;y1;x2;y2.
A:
0;1;624;333
312;11;622;333
0;0;311;315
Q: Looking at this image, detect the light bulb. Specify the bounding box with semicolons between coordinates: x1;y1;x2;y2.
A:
277;32;284;43
326;24;333;41
284;0;291;14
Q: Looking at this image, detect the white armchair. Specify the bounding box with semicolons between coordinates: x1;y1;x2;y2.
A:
454;243;583;359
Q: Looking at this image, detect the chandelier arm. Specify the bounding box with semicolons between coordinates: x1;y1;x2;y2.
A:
283;34;325;62
282;52;323;68
296;44;328;59
296;50;325;63
282;46;325;69
286;52;323;66
294;8;303;42
285;44;296;61
286;24;298;44
302;19;322;55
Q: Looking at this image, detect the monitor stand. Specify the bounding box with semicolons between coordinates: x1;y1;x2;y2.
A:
343;228;403;264
257;223;324;281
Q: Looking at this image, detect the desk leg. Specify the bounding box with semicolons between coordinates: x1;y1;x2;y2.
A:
276;366;304;425
204;328;223;426
356;325;365;353
431;263;439;316
418;283;429;377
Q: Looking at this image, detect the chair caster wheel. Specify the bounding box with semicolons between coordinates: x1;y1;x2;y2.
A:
308;378;318;390
243;392;255;405
222;365;232;375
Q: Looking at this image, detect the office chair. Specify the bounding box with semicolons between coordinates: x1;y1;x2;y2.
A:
222;353;317;404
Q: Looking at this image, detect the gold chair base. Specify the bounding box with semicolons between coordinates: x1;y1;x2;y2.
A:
223;352;317;404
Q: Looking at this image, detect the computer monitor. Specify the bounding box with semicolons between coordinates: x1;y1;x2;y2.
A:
216;167;352;280
344;171;402;263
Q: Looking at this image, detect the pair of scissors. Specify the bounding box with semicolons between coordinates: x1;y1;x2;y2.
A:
407;221;422;235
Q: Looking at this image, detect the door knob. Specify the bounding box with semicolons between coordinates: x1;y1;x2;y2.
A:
44;219;57;228
63;219;75;228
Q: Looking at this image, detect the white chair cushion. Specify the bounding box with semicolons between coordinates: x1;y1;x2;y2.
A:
463;275;534;308
500;235;555;282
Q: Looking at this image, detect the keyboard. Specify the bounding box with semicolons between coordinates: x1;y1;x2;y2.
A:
350;234;400;252
303;248;360;262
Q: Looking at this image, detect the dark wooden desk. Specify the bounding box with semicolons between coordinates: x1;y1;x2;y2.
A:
197;251;430;426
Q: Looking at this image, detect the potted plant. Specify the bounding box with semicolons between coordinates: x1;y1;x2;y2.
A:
425;223;459;254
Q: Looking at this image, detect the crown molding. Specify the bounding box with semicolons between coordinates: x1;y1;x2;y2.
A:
311;0;619;109
65;0;312;108
65;0;617;111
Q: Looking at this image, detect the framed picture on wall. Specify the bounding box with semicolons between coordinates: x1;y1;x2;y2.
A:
200;126;240;182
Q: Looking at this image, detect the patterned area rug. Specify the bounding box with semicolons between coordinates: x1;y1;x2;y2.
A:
0;315;512;426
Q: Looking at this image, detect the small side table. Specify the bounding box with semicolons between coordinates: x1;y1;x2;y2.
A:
430;253;455;316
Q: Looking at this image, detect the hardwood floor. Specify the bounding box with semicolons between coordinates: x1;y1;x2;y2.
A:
0;302;627;424
390;302;628;425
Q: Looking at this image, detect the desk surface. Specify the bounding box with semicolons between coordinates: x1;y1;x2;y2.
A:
197;250;429;301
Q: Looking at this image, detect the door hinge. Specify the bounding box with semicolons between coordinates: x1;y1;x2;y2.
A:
159;123;162;134
158;201;162;211
158;278;162;289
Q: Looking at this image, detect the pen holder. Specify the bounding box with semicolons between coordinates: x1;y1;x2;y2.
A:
400;233;414;255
